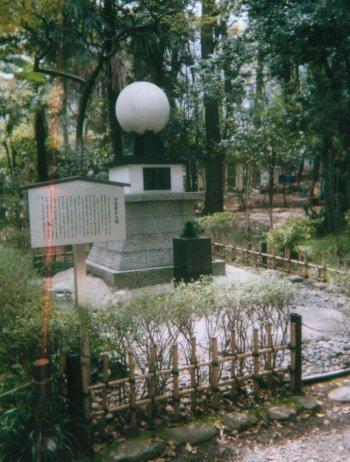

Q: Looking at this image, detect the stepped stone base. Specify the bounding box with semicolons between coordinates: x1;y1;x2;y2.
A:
86;259;226;289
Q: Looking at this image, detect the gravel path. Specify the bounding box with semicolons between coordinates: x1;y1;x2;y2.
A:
170;378;350;462
241;426;350;462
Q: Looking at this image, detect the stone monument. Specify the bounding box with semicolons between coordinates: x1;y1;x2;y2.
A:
86;82;225;288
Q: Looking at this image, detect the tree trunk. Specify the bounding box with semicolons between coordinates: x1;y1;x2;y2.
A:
201;0;224;214
296;161;304;187
61;79;70;154
34;106;49;181
308;155;320;198
104;0;123;162
106;60;123;161
75;59;104;170
268;164;274;228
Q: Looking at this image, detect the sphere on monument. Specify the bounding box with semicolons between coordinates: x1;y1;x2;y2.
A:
115;81;170;136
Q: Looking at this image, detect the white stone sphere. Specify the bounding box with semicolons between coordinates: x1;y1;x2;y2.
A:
115;81;170;135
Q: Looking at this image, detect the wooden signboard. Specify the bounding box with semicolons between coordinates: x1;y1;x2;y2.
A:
25;177;128;306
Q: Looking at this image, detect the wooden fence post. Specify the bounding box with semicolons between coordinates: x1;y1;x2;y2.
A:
266;325;273;388
253;329;260;395
261;242;268;267
128;352;137;434
148;344;157;426
32;357;50;461
247;242;252;265
190;337;197;413
322;256;327;282
101;353;109;426
271;246;276;269
172;344;180;418
304;252;309;278
65;348;91;448
210;337;219;410
231;245;236;262
289;314;302;395
230;329;237;395
285;248;291;273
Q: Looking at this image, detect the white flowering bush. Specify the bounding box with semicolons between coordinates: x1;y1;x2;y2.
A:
96;274;295;380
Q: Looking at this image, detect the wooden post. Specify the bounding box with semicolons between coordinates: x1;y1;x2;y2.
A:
172;344;180;418
285;248;291;273
290;313;302;395
72;243;87;307
230;329;237;395
253;329;260;395
247;242;252;265
66;350;91;447
128;352;137;433
271;246;276;269
304;252;309;278
81;342;91;423
101;353;109;424
190;337;197;413
211;337;219;410
231;245;236;262
266;325;273;388
261;242;267;267
148;344;157;426
322;256;327;282
32;357;50;461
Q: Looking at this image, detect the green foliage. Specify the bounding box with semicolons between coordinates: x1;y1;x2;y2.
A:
267;217;320;256
0;387;79;462
180;219;203;239
300;232;350;269
199;211;268;245
0;245;43;368
0;245;100;371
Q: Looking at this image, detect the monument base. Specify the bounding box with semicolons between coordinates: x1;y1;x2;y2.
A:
86;259;226;289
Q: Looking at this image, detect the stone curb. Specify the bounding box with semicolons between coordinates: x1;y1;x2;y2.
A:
95;396;322;461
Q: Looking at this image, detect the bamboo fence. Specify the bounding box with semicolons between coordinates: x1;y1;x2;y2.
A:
212;242;349;282
61;315;302;434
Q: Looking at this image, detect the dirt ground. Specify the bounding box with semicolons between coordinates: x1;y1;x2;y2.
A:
232;207;306;228
225;192;309;213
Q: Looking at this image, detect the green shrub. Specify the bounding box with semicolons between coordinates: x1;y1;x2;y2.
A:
199;212;236;243
0;245;99;371
199;212;268;245
0;245;43;369
180;219;203;239
267;217;319;255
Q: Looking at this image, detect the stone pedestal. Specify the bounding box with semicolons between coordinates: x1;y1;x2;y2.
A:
86;191;225;288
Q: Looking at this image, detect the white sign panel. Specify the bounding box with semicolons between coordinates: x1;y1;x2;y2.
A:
28;179;126;248
260;171;270;186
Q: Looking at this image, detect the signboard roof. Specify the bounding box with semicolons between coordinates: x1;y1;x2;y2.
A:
23;175;130;190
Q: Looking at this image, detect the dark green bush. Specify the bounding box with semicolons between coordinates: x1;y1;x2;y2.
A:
180;219;203;239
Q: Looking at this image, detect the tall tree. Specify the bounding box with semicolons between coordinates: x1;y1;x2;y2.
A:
244;0;350;231
103;0;123;162
201;0;224;214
